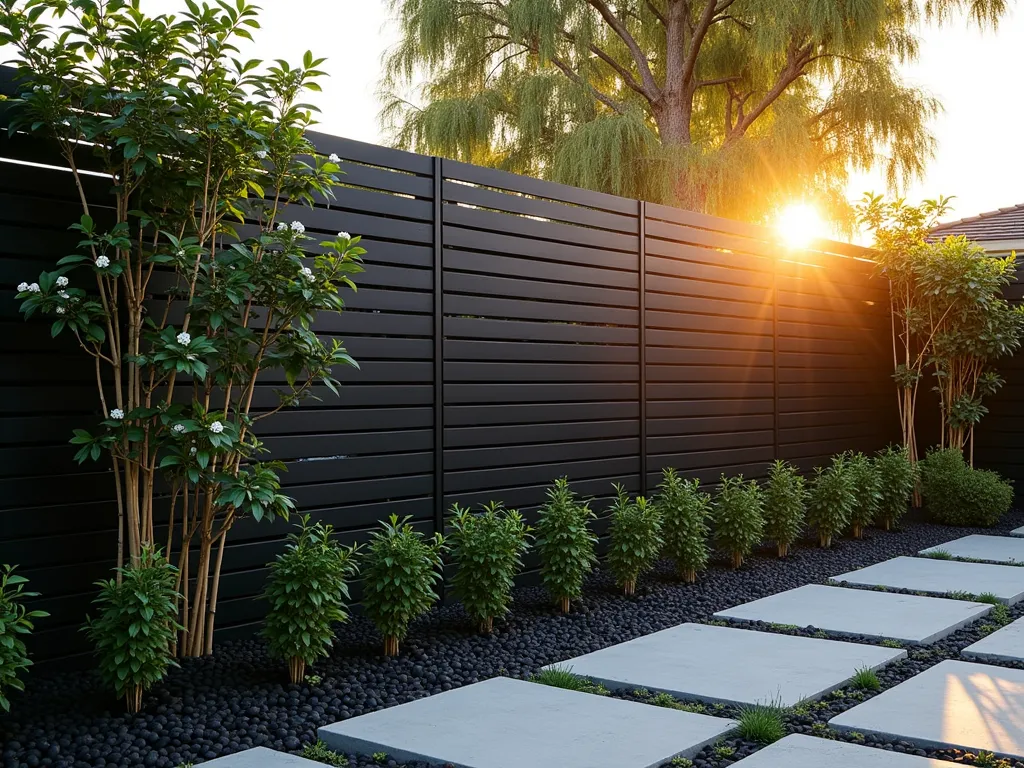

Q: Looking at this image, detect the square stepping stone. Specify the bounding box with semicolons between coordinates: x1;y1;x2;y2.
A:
714;584;991;644
1011;527;1024;538
318;676;736;768
202;748;323;767
831;659;1024;758
962;616;1024;662
920;535;1024;565
542;623;904;708
729;734;953;767
831;556;1024;605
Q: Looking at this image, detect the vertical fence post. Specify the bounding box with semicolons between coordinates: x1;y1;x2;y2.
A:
639;200;647;494
432;157;445;570
772;253;780;458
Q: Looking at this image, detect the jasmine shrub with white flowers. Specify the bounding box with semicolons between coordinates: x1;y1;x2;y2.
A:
4;0;365;701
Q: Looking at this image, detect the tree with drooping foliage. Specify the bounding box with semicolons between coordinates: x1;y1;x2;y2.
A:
381;0;1006;221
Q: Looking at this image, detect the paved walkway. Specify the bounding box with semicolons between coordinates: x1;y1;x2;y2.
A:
213;527;1024;766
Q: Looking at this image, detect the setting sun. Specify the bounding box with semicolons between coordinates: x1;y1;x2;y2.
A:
776;203;828;248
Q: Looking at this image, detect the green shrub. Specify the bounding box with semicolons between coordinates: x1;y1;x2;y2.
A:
530;664;608;695
535;477;598;613
920;448;1013;527
0;565;47;712
712;475;765;569
762;460;805;557
847;452;881;539
448;501;531;632
84;548;181;713
737;701;787;745
656;468;710;582
262;516;359;683
924;548;953;560
806;455;856;548
361;515;445;656
850;666;881;691
874;445;917;530
607;485;663;596
302;740;348;766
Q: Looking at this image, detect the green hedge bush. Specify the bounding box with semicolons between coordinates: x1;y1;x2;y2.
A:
656;468;710;582
535;478;598;613
361;515;445;656
847;452;881;539
762;460;805;557
920;448;1013;527
712;475;764;569
874;445;916;530
0;566;47;713
606;485;663;596
807;455;856;548
448;501;531;632
262;516;359;683
84;549;181;713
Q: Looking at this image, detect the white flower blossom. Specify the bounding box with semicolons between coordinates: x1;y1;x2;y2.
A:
27;283;40;293
58;291;69;299
190;446;197;455
110;408;124;420
55;306;66;314
277;222;288;231
95;255;110;268
176;331;191;346
34;84;52;93
176;249;185;258
338;231;350;240
172;423;186;434
328;153;340;163
56;275;69;287
290;221;305;234
256;149;267;159
209;421;224;434
17;282;28;292
300;266;314;280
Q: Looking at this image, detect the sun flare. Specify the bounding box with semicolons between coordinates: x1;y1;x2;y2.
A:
776;203;827;248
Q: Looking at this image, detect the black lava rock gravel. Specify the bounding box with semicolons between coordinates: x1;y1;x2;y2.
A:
3;511;1024;768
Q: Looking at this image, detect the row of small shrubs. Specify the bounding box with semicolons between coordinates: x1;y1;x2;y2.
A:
3;445;1005;713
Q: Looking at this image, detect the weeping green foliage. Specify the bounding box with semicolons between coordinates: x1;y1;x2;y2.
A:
382;0;1006;222
762;460;806;558
656;468;711;582
606;484;663;596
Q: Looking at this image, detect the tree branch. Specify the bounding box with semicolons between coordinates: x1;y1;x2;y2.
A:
728;39;813;140
697;75;742;88
646;0;667;25
585;0;661;100
681;0;719;86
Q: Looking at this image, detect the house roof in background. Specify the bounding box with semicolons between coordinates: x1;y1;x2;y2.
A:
931;203;1024;242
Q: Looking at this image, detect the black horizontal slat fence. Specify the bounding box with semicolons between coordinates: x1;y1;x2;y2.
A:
0;118;899;666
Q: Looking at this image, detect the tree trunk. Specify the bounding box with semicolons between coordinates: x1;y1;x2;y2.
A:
680;566;696;583
480;616;494;634
883;518;892;531
126;684;143;714
852;524;863;540
623;579;636;597
777;542;789;558
383;636;399;656
558;596;570;614
730;551;743;569
819;533;832;549
288;657;306;685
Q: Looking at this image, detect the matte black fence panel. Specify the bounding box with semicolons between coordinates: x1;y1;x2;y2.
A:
0;122;899;666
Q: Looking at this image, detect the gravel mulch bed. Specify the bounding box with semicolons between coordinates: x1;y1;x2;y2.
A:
3;510;1023;768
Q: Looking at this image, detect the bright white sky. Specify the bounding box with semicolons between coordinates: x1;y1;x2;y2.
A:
6;0;1024;230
